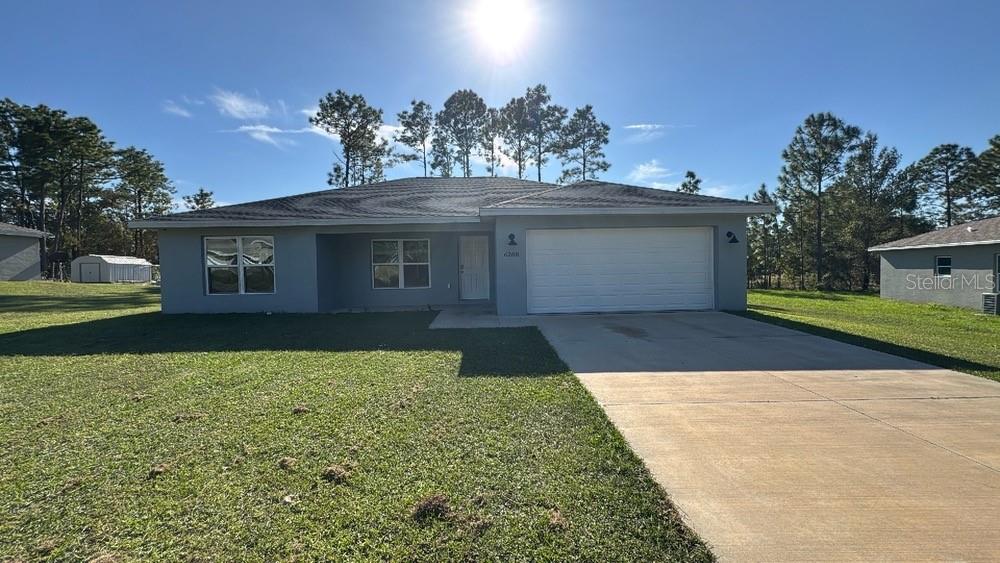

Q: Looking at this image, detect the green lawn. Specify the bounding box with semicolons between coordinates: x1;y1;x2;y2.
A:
0;282;709;562
745;289;1000;382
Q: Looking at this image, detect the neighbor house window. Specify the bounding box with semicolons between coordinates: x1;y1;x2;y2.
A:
372;239;430;289
934;255;952;277
205;236;275;294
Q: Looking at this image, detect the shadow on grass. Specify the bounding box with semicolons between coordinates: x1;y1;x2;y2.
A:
736;310;999;379
0;287;161;312
750;289;850;301
0;311;568;378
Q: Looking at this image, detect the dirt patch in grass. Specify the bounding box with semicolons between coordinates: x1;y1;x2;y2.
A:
278;457;297;471
411;494;451;522
547;508;569;531
147;463;170;479
321;464;350;484
34;538;58;555
291;405;311;414
172;412;205;423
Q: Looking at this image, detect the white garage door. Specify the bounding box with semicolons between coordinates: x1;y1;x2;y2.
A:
526;227;714;313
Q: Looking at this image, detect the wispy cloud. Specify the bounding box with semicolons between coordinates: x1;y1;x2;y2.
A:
623;123;665;144
700;184;743;199
162;99;193;118
622;123;694;144
226;124;302;147
625;159;679;188
210;88;270;119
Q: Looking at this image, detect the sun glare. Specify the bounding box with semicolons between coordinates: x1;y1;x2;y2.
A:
468;0;537;64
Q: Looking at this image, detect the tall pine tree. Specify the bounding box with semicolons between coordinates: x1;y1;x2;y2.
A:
556;105;610;183
777;113;860;289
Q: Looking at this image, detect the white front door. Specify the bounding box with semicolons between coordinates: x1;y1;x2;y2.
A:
526;227;715;313
459;235;490;300
81;263;100;283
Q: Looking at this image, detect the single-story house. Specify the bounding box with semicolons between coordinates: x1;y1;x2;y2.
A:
0;222;47;281
130;177;774;315
871;216;1000;312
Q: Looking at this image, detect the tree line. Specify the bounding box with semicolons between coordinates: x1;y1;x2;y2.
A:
309;84;612;186
0;99;214;275
747;112;1000;291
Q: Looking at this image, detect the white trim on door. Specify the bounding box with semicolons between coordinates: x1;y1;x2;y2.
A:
459;235;490;300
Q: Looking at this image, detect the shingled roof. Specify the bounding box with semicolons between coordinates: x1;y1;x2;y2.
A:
870;216;1000;251
132;177;771;228
0;222;48;238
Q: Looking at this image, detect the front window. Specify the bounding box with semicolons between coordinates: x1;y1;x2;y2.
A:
205;236;275;294
372;239;430;289
934;255;952;277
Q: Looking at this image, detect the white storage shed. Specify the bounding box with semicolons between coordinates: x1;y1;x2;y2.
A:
71;255;153;283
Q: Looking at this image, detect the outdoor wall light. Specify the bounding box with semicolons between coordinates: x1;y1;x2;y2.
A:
726;231;740;244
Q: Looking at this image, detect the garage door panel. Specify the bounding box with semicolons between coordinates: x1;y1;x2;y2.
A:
526;227;714;313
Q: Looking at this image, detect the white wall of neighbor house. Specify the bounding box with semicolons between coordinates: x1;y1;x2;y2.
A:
157;228;319;314
0;235;42;281
492;213;750;315
879;243;1000;310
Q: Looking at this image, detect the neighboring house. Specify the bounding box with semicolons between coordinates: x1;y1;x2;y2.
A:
871;216;1000;311
0;223;47;281
71;255;153;283
130;177;774;315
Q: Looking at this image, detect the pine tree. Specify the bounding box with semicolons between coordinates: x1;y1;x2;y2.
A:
499;95;531;179
777;113;861;289
430;131;455;178
479;108;503;177
524;85;566;182
678;171;702;194
396;100;433;177
183;188;215;210
111;147;174;259
834;133;915;290
974;134;1000;211
436;90;487;178
556;105;610;183
310;90;385;187
746;184;777;287
912;144;978;226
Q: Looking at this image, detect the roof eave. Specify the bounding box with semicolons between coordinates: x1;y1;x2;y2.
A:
479;204;776;216
128;216;483;230
869;239;1000;252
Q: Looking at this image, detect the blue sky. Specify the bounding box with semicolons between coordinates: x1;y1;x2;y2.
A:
5;0;999;207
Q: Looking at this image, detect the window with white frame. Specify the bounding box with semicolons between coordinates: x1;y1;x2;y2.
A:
934;255;952;277
372;239;430;289
205;236;275;294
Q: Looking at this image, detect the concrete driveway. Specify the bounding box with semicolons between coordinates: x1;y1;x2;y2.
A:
534;312;1000;562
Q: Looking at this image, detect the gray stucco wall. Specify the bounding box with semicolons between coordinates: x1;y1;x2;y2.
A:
0;235;41;281
492;214;749;315
158;228;319;313
879;244;1000;310
154;214;753;315
316;229;494;311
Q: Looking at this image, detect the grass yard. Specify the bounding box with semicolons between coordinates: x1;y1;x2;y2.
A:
745;289;1000;382
0;282;710;562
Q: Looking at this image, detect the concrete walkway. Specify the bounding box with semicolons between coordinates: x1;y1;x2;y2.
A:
438;309;1000;561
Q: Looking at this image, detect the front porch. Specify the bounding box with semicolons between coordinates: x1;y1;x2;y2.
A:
315;229;496;312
